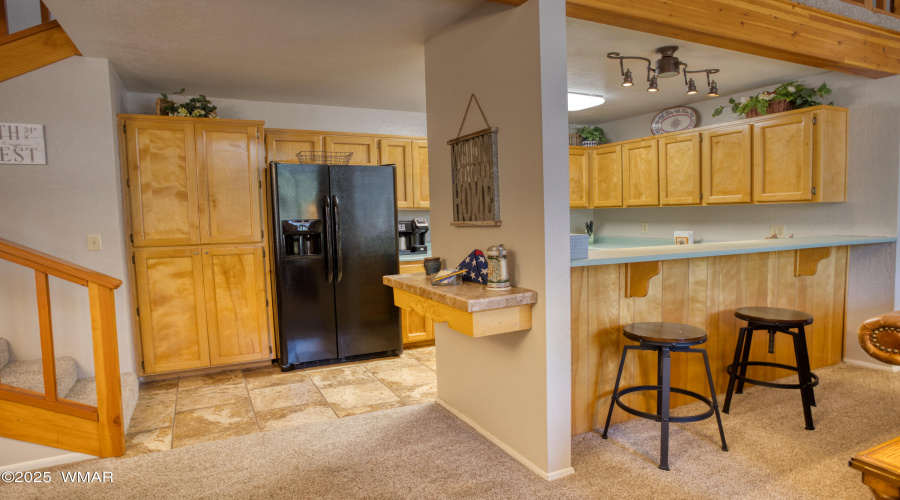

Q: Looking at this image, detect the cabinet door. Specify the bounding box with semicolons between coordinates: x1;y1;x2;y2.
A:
380;139;414;209
397;260;433;344
126;120;200;247
702;125;751;204
324;135;377;165
589;145;622;207
412;141;430;208
569;148;590;208
659;133;700;205
196;124;262;244
202;246;271;365
753;113;813;202
134;248;209;373
623;140;660;206
265;132;323;163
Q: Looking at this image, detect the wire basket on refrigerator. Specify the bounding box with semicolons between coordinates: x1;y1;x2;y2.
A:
295;152;354;165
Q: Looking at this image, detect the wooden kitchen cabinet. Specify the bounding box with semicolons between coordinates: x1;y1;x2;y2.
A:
412;140;430;209
398;259;434;345
753;112;813;202
324;135;377;164
658;133;700;205
380;139;414;209
264;130;323;163
622;139;659;206
569;147;590;208
702;124;752;204
588;145;622;208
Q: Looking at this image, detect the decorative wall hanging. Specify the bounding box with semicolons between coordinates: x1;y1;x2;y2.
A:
650;107;698;135
448;94;501;227
0;123;46;165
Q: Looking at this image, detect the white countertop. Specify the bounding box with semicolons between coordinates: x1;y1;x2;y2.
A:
571;235;896;266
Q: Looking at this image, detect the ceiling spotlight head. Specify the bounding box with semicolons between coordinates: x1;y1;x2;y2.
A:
654;45;681;78
647;76;659;93
622;68;634;87
707;80;719;97
686;78;698;95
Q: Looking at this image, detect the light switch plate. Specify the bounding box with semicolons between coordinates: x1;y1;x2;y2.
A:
87;234;102;251
641;223;649;234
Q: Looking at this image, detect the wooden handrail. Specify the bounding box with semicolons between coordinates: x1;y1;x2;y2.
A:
0;238;122;289
0;0;7;38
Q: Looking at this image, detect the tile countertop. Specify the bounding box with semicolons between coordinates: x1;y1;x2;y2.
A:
399;244;431;262
383;273;537;313
572;235;897;267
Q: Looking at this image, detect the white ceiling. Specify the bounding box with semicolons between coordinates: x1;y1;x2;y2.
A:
566;19;828;124
44;0;483;112
46;1;829;121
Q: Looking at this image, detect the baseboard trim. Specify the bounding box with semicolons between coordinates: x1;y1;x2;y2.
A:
436;398;575;481
842;358;900;372
0;452;95;472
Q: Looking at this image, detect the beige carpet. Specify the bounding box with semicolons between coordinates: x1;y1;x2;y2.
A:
2;363;898;499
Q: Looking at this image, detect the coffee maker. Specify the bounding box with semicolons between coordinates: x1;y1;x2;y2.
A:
397;218;429;253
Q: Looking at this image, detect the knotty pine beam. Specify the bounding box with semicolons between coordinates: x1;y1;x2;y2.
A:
489;0;900;78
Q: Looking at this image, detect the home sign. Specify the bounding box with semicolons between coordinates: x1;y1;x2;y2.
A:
0;123;47;165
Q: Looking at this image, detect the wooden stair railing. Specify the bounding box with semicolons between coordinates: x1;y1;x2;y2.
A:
0;0;80;83
0;238;126;458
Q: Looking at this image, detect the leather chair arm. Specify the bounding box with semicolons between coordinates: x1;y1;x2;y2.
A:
859;311;900;366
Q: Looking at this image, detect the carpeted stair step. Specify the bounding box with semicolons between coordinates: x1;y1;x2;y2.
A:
65;373;139;434
1;356;78;396
0;337;8;370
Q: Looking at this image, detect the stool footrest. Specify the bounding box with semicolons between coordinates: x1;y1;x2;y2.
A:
726;361;820;390
613;385;716;423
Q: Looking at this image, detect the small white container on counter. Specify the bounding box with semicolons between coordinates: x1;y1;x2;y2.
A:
571;234;589;260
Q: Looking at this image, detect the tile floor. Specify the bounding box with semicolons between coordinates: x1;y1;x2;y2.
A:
122;346;436;457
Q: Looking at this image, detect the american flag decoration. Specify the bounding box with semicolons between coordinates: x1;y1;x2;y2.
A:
456;249;488;284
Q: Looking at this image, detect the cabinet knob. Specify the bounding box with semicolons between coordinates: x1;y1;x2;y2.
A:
205;251;209;254
194;251;199;255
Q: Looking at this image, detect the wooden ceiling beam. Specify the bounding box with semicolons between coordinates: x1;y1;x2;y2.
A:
489;0;900;78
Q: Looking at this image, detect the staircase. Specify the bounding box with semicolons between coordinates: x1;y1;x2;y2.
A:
0;0;80;83
0;338;139;436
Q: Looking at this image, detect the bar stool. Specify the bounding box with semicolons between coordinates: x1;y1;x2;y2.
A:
723;307;818;430
601;322;728;471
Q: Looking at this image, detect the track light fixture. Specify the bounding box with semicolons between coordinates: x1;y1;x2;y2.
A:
607;46;720;96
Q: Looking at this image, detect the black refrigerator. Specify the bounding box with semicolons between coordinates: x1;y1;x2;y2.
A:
270;162;401;370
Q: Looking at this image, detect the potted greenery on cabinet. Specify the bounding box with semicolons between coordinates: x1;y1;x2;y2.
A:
713;81;832;118
576;126;607;147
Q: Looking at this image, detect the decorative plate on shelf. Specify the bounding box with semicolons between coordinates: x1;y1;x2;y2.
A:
650;106;698;135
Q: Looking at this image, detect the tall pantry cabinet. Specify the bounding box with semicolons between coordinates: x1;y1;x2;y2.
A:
118;115;275;376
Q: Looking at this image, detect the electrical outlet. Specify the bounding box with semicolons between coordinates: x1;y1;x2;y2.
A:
87;234;102;251
769;225;785;238
641;222;649;234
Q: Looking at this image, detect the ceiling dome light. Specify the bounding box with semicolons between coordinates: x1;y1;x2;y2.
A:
568;93;606;111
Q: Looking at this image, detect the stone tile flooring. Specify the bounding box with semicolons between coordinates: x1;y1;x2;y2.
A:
122;346;436;457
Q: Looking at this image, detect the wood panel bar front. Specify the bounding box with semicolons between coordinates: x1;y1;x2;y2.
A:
571;246;848;435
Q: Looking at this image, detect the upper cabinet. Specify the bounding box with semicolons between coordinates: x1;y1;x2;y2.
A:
570;105;847;208
125;118;263;247
265;131;322;163
380;139;414;209
325;135;377;165
412;140;430;209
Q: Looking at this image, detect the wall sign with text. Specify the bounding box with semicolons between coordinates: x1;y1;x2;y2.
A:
0;123;47;165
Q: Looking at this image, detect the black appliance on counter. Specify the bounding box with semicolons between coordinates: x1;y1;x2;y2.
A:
398;218;429;253
270;162;401;370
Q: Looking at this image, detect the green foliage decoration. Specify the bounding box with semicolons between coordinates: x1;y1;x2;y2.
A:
576;126;607;143
712;81;832;118
159;88;218;118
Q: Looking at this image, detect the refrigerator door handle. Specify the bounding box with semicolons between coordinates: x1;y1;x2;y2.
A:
324;195;333;283
333;194;343;283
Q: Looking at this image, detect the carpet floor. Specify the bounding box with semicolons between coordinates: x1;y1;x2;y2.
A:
2;363;898;499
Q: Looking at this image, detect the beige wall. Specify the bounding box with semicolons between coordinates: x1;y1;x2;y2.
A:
424;0;572;477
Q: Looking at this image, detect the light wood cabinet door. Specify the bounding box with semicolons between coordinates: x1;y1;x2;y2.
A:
196;124;262;244
398;260;434;344
659;133;701;205
702;125;752;204
753;113;813;202
412;141;430;208
134;248;210;374
623;140;660;206
202;246;271;365
569;148;590;208
126;120;200;247
265;132;323;163
589;145;622;207
325;135;377;165
380;139;414;209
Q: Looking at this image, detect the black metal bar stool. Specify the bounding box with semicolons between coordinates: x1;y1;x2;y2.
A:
601;322;728;471
723;307;819;430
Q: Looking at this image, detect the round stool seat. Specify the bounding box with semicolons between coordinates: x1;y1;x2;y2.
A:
624;322;707;346
735;307;813;326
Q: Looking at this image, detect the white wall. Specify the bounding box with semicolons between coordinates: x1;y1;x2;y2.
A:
425;0;572;478
0;57;135;379
125;92;427;137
